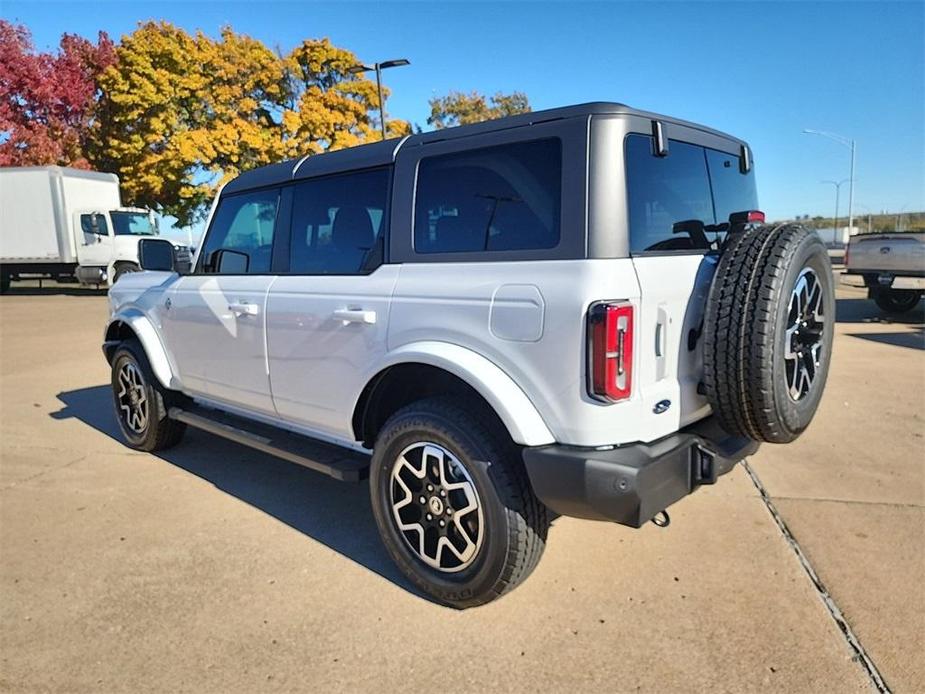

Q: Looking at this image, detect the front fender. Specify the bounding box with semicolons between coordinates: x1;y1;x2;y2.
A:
104;308;177;390
378;341;555;447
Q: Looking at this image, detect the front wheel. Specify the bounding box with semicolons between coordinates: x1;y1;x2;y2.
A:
112;262;141;284
111;339;186;451
369;397;548;608
873;288;921;314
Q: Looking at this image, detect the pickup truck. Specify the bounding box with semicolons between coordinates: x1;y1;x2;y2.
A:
841;232;925;313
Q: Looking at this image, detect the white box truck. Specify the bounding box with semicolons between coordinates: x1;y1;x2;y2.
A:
0;166;190;292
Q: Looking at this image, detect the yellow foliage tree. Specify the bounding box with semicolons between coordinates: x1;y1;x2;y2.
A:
91;23;409;226
428;90;531;129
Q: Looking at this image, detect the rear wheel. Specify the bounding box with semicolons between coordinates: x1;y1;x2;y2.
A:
111;339;186;451
369;397;548;608
873;288;921;314
703;224;835;443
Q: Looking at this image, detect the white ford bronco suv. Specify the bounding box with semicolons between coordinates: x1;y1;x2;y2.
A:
104;103;834;608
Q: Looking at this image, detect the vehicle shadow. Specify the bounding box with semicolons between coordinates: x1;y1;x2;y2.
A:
845;329;925;351
50;385;427;602
835;297;925;325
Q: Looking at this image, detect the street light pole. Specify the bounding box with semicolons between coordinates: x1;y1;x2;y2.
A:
803;129;856;235
348;58;410;140
822;179;850;246
374;64;385;139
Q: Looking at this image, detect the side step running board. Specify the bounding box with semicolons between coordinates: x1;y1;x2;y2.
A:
168;406;370;482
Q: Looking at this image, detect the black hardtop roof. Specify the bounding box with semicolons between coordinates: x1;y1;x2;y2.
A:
221;102;746;195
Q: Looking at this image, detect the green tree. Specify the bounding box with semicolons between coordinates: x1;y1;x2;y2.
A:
428;90;531;129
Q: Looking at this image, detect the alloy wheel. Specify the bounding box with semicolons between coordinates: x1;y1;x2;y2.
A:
389;442;484;573
117;361;149;434
784;267;826;401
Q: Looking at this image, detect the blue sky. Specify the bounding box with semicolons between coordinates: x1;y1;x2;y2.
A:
4;0;924;225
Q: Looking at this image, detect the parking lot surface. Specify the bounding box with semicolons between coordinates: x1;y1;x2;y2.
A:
1;280;922;693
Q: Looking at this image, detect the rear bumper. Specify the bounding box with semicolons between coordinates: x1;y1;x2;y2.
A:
522;416;759;528
841;271;925;290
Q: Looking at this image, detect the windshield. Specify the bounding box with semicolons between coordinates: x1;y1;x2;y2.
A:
110;211;158;236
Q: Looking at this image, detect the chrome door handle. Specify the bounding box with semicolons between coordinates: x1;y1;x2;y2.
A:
228;301;259;317
333;308;376;325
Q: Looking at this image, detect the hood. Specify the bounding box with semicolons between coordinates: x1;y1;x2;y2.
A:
108;270;176;316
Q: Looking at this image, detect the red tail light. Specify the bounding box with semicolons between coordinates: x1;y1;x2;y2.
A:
588;301;634;402
729;210;766;225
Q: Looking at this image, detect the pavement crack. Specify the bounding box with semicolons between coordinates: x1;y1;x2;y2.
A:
769;495;922;510
742;460;892;694
1;455;87;492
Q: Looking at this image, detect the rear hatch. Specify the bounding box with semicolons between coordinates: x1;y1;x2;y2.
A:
624;132;758;439
847;233;925;274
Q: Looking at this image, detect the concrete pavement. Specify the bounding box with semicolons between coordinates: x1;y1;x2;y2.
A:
0;281;921;692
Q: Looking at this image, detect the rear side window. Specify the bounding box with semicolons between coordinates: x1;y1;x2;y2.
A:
414;138;561;254
625;134;757;253
289;168;389;275
200;189;279;273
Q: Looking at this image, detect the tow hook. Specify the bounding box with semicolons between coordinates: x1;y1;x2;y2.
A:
651;510;671;528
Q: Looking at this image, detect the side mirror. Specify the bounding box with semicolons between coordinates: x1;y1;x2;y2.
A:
138;238;176;272
212;248;250;274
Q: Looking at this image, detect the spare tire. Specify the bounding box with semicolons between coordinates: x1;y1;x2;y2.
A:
703;224;834;443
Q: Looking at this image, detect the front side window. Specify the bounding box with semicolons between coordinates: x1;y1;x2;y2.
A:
289;168;389;275
110;211;157;236
80;213;108;235
200;189;279;273
414;138;562;254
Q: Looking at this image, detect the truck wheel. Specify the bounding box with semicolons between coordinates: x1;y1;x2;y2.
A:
704;224;835;444
113;262;141;284
369;397;549;608
873;289;921;314
110;339;186;452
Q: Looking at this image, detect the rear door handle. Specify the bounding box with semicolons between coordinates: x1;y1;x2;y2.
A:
333;308;376;325
228;301;259;317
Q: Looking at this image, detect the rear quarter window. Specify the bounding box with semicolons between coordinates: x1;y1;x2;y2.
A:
413;138;562;254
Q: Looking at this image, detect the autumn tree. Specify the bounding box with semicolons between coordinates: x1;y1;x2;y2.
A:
427;90;531;129
0;19;115;167
93;23;409;225
281;38;409;156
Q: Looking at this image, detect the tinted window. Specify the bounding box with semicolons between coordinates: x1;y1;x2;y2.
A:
80;213;108;235
706;148;759;224
200;189;279;273
625;134;715;253
289;168;389;275
414;139;561;254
